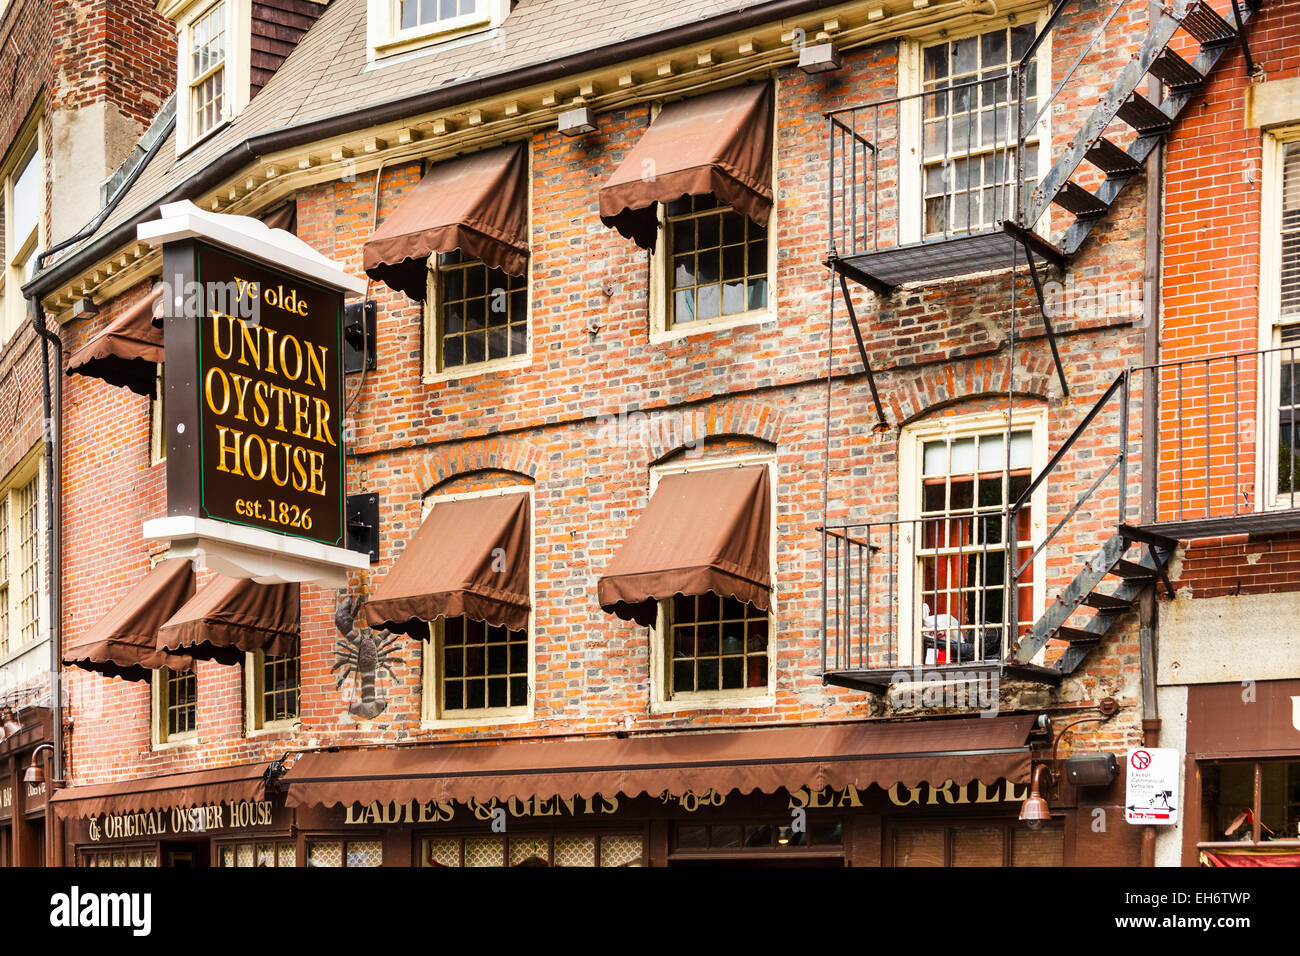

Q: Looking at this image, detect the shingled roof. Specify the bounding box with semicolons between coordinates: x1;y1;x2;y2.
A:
31;0;832;297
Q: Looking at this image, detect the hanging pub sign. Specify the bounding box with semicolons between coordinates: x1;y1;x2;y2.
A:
138;201;370;587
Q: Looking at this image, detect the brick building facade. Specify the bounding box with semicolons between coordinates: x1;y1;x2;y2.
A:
14;0;1294;867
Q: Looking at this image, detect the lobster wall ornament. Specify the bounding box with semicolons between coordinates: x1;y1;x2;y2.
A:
331;595;401;720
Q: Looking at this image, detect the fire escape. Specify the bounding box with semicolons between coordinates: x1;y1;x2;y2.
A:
821;0;1270;691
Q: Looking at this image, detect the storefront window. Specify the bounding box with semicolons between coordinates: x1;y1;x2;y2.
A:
218;840;296;867
420;833;644;867
1200;760;1300;845
891;821;1063;866
81;847;158;867
673;820;844;853
306;839;382;867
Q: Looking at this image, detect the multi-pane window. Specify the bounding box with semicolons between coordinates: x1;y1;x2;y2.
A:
921;24;1038;236
17;476;38;646
399;0;477;29
1;139;40;341
0;497;8;658
219;840;296;867
433;250;527;371
306;839;382;867
1199;760;1300;848
673;820;844;854
437;616;528;713
190;2;227;139
1274;142;1300;501
666;195;768;327
916;429;1033;664
421;833;644;867
667;593;769;696
892;822;1063;866
157;666;197;742
247;649;300;730
80;848;158;867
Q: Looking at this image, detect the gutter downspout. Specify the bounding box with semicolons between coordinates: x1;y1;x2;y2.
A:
27;297;64;865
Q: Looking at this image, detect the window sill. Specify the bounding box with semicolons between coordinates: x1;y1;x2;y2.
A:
423;352;531;385
0;634;48;669
151;735;199;752
176;118;231;159
421;709;531;730
373;13;493;60
651;308;776;345
649;693;775;715
246;721;299;738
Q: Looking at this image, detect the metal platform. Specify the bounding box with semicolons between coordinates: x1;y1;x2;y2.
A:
1139;509;1300;541
832;223;1066;294
823;660;1063;694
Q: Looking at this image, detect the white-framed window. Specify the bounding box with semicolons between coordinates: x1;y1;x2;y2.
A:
898;14;1051;244
0;127;42;345
368;0;510;60
244;648;300;733
648;452;777;712
897;409;1047;667
151;364;166;464
152;666;198;746
1262;130;1300;507
648;100;779;343
0;447;44;661
172;0;250;152
419;485;534;726
424;251;530;379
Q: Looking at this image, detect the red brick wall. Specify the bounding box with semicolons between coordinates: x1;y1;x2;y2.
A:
61;28;1158;786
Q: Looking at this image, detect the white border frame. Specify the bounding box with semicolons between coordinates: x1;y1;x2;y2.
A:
646;450;778;713
174;0;251;155
418;483;536;729
367;0;508;63
897;407;1048;667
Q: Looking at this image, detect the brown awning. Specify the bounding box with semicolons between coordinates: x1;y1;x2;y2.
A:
157;576;299;665
367;491;530;636
598;464;770;627
363;141;530;301
261;202;297;235
64;287;164;397
63;558;196;682
599;83;774;250
284;715;1036;808
50;762;269;819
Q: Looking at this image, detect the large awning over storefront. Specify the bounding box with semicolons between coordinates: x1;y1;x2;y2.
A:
156;576;299;665
367;491;531;636
599;83;774;250
64;287;164;397
63;558;196;681
50;762;270;818
362;141;530;301
598;464;770;627
283;715;1036;808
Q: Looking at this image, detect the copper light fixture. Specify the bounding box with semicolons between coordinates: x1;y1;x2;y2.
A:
0;707;20;738
1019;764;1053;830
23;744;54;785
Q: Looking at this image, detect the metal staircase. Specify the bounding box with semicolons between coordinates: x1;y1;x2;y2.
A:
1027;0;1259;256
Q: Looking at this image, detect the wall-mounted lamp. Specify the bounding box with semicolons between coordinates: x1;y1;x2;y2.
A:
0;706;20;739
798;42;844;74
1019;697;1119;828
23;743;55;785
558;106;598;137
1019;764;1053;830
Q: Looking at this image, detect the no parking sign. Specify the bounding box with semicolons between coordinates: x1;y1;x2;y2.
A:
1124;747;1179;825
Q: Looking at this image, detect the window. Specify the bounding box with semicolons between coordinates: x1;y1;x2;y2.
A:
218;840;296;866
245;648;299;732
190;1;227;140
891;821;1064;866
421;833;644;867
151;365;166;464
153;666;197;745
664;195;769;329
899;412;1046;667
1199;760;1300;848
306;839;382;867
901;17;1049;244
650;454;776;708
1;134;42;343
427;250;528;374
1268;137;1300;504
0;458;42;659
370;0;509;59
673;820;843;856
80;847;159;867
419;486;533;724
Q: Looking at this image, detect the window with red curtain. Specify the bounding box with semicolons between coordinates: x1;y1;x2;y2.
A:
916;429;1033;664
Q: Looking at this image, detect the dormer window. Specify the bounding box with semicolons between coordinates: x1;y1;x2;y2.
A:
191;1;228;140
369;0;510;60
